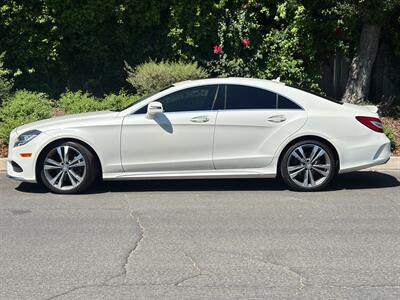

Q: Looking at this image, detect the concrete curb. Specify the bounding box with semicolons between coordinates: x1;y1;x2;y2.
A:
0;158;5;172
0;156;399;173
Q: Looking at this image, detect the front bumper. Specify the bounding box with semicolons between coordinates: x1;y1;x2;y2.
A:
6;130;51;183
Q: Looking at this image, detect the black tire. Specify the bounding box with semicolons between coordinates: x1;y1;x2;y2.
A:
39;141;98;194
280;139;337;191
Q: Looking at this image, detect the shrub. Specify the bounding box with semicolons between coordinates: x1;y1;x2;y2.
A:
125;60;208;95
0;90;53;144
384;127;396;152
102;91;142;111
58;91;102;114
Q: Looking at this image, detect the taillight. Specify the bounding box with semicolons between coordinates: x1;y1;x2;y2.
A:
356;116;384;133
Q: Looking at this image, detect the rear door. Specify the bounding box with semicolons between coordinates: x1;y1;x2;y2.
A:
213;84;307;169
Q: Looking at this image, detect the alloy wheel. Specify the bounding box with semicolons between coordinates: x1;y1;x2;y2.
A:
43;145;87;191
286;144;332;188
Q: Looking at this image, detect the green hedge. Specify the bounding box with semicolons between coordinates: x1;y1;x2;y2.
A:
59;90;141;114
125;60;207;95
0;90;53;144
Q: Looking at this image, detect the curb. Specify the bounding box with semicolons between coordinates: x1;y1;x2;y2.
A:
0;157;399;173
0;158;5;172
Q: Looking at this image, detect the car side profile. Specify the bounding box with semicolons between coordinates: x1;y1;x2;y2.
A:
7;78;391;193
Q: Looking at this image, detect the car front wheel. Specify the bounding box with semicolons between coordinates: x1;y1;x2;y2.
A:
280;140;337;191
39;141;98;194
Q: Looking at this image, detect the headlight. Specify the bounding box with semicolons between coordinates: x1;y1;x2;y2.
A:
14;130;42;147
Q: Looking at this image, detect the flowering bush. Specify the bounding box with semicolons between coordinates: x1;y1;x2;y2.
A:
169;0;321;89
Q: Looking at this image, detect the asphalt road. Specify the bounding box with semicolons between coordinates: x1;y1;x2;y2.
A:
1;171;400;299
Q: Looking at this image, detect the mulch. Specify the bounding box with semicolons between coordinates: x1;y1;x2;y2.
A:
382;117;400;156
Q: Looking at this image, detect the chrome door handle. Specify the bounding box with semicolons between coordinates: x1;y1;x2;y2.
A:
190;116;210;123
267;115;286;123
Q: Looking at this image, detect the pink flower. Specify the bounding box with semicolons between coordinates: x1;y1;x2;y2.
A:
241;38;251;47
213;45;223;54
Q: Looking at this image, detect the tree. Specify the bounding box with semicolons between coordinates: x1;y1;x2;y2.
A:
0;52;13;104
340;0;400;103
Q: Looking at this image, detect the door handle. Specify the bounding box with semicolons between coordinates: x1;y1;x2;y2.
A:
190;116;210;123
267;115;286;123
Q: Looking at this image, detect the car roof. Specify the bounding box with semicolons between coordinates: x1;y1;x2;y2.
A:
172;77;337;110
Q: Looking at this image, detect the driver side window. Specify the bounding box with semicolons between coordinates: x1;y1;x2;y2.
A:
135;85;218;114
159;85;218;112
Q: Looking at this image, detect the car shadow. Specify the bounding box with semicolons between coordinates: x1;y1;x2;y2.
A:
15;171;400;194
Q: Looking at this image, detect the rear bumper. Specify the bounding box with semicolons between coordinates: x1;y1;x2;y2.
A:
337;133;392;173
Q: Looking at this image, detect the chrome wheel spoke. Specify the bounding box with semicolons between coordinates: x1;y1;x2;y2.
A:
46;158;62;166
288;165;303;172
56;172;66;188
312;166;328;177
56;147;64;163
44;164;62;170
290;167;305;179
292;151;304;163
69;169;83;183
69;160;85;168
69;154;83;166
63;146;69;163
297;146;307;160
313;164;330;170
49;170;63;185
309;146;319;162
303;169;309;186
308;170;315;186
311;148;326;164
67;171;78;187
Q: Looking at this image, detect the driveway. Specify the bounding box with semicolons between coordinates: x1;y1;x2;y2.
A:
0;171;399;299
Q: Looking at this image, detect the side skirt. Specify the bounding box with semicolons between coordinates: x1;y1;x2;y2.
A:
102;169;277;181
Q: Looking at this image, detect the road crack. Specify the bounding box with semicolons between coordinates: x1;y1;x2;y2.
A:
174;252;204;286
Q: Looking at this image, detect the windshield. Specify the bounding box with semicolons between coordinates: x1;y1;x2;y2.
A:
111;85;174;112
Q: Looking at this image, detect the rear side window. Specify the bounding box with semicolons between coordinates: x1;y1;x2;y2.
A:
277;95;302;109
226;85;276;110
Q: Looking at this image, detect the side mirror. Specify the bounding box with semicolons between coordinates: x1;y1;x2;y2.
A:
147;101;164;118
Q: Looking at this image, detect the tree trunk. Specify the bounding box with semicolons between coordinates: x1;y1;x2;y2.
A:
342;24;381;104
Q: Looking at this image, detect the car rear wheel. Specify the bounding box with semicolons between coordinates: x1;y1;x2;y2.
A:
280;140;336;191
39;141;98;194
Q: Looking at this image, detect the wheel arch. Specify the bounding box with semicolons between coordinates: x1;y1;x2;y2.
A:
35;138;103;183
277;135;340;175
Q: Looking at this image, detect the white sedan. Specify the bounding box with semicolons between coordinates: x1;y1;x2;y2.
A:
7;78;391;193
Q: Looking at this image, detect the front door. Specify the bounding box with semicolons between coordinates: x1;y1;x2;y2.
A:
121;85;220;173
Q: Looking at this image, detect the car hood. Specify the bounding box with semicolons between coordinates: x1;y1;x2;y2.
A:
15;110;120;134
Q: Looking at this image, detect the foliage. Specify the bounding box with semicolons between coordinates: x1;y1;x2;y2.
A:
58;90;141;114
170;0;321;90
58;91;101;114
0;52;13;104
0;90;52;144
384;126;397;151
0;0;171;96
125;60;208;95
102;91;142;111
